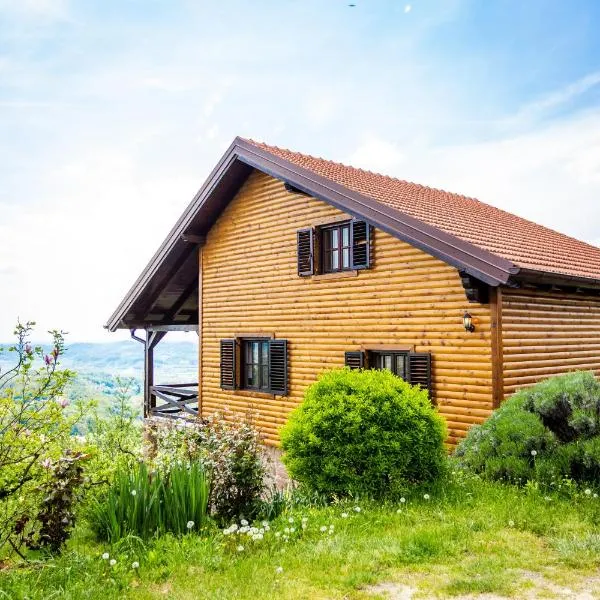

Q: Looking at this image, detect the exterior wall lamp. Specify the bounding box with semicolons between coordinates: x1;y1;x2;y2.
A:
463;311;475;332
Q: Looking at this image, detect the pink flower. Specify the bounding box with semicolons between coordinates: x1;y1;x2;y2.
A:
57;398;69;409
41;458;52;469
51;347;60;360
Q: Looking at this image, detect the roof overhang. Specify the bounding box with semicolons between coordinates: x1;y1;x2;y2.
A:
105;137;522;332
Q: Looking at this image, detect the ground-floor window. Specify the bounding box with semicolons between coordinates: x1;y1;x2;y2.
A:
369;351;409;380
242;339;270;391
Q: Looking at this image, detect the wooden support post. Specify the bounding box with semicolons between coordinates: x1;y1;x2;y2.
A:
144;329;167;417
490;286;504;408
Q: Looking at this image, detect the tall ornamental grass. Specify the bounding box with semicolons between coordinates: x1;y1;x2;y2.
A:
91;462;209;542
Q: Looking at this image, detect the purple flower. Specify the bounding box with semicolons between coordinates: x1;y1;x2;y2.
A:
25;344;33;355
51;347;60;360
44;354;52;366
41;458;52;469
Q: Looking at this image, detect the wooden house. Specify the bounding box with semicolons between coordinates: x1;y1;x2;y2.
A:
106;137;600;445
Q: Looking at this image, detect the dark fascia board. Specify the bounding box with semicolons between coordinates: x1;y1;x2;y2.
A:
105;137;520;331
514;268;600;292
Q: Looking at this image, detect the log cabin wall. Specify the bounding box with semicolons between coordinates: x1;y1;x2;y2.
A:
501;288;600;397
200;170;495;446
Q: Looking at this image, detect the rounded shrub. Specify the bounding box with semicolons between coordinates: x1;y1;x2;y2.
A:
455;371;600;485
280;367;447;498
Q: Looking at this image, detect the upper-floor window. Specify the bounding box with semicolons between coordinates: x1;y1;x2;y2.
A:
322;222;352;273
297;219;372;276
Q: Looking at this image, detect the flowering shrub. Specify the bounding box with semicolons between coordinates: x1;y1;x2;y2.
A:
15;450;89;553
147;411;266;521
0;322;88;556
455;371;600;486
91;461;209;542
280;368;447;499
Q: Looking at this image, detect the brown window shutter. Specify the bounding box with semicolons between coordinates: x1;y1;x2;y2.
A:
220;339;237;390
297;228;314;276
351;220;371;270
269;339;288;395
408;352;432;395
345;351;365;369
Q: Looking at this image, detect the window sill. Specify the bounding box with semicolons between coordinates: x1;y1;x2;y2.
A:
311;270;358;281
232;389;276;400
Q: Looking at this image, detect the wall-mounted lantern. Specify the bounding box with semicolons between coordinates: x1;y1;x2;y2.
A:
463;311;475;333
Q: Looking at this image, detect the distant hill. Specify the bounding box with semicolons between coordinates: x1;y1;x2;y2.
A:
0;340;198;383
0;340;199;420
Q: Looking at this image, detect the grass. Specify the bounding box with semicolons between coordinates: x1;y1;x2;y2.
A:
1;474;600;599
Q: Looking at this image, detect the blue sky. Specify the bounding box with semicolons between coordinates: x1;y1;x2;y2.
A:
1;0;600;341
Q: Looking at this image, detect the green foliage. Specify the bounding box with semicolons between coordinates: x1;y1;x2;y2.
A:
455;371;600;486
0;321;88;556
84;377;143;489
91;461;209;542
16;450;89;553
280;368;447;498
2;473;600;599
148;412;266;521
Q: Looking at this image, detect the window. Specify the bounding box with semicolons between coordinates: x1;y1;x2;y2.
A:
297;219;371;276
243;339;270;391
322;222;352;273
344;349;432;396
220;338;288;395
370;351;408;380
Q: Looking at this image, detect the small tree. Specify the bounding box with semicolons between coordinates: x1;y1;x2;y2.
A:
280;368;447;499
0;322;85;556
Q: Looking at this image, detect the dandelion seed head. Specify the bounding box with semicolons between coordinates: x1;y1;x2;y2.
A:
101;552;110;560
109;559;116;566
187;520;195;529
132;561;139;569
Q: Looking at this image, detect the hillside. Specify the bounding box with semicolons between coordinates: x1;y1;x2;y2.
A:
0;340;199;418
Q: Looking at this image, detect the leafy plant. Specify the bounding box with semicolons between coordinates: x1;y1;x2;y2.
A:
0;321;87;556
455;371;600;486
15;450;89;553
147;412;266;521
91;461;209;542
280;367;447;499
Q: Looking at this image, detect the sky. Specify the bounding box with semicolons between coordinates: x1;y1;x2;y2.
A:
1;0;600;342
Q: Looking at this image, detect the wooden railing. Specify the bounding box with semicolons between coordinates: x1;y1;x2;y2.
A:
147;383;199;418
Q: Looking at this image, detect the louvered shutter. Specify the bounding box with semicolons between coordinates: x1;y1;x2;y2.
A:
220;339;237;390
297;228;314;276
345;351;365;369
351;220;371;270
408;352;432;395
269;339;288;395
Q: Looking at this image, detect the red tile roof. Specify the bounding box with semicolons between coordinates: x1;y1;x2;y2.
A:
246;139;600;283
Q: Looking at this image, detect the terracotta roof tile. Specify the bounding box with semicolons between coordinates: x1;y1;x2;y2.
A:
246;139;600;283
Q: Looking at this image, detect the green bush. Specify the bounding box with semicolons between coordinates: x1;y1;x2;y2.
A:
146;412;265;522
280;368;447;498
91;461;209;542
455;371;600;485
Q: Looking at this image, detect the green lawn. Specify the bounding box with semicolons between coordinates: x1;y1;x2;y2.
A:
2;475;600;599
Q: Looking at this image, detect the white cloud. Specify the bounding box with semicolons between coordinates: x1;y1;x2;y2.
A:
0;0;68;19
347;136;405;172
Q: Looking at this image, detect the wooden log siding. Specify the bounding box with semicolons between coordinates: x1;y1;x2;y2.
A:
200;171;495;446
501;288;600;397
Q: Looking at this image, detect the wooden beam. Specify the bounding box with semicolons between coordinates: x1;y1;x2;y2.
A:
490;286;504;408
198;247;203;419
144;329;167;417
181;233;206;245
